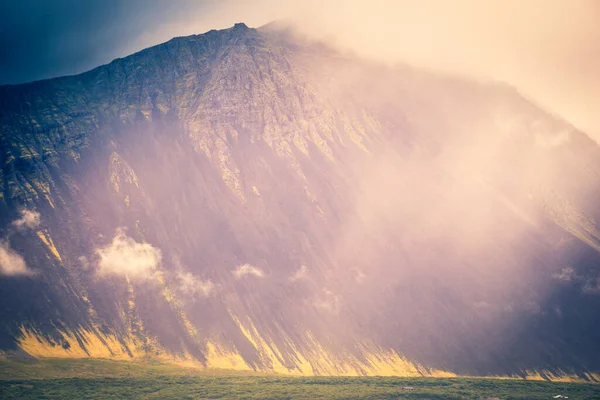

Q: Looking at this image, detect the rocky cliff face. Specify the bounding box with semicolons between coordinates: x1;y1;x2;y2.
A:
1;22;599;379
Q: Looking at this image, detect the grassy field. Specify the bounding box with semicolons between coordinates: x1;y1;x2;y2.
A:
0;359;599;399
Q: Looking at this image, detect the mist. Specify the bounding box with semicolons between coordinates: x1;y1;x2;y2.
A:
241;0;600;142
2;1;600;375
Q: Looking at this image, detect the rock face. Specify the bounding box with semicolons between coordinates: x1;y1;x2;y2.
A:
1;23;600;378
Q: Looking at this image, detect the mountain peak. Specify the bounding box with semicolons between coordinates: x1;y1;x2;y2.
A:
233;22;249;30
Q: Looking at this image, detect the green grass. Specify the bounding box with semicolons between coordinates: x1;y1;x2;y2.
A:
0;359;598;399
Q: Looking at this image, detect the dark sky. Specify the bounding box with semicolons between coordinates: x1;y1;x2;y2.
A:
0;0;224;85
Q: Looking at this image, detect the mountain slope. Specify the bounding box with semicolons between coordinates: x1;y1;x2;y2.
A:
1;22;599;378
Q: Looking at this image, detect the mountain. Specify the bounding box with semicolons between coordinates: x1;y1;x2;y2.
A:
1;22;599;379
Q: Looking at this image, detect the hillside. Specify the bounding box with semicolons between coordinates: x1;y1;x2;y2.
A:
1;22;599;378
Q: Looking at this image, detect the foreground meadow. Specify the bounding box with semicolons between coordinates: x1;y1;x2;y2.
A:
1;359;598;399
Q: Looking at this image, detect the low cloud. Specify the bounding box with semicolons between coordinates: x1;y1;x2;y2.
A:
313;289;341;314
177;271;216;298
12;210;40;230
95;228;161;279
553;266;600;295
78;256;91;271
351;269;366;284
0;242;33;276
553;266;576;282
535;130;571;148
289;265;308;282
233;263;264;279
583;275;600;295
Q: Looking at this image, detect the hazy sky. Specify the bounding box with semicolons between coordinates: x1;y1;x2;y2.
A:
1;0;598;140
